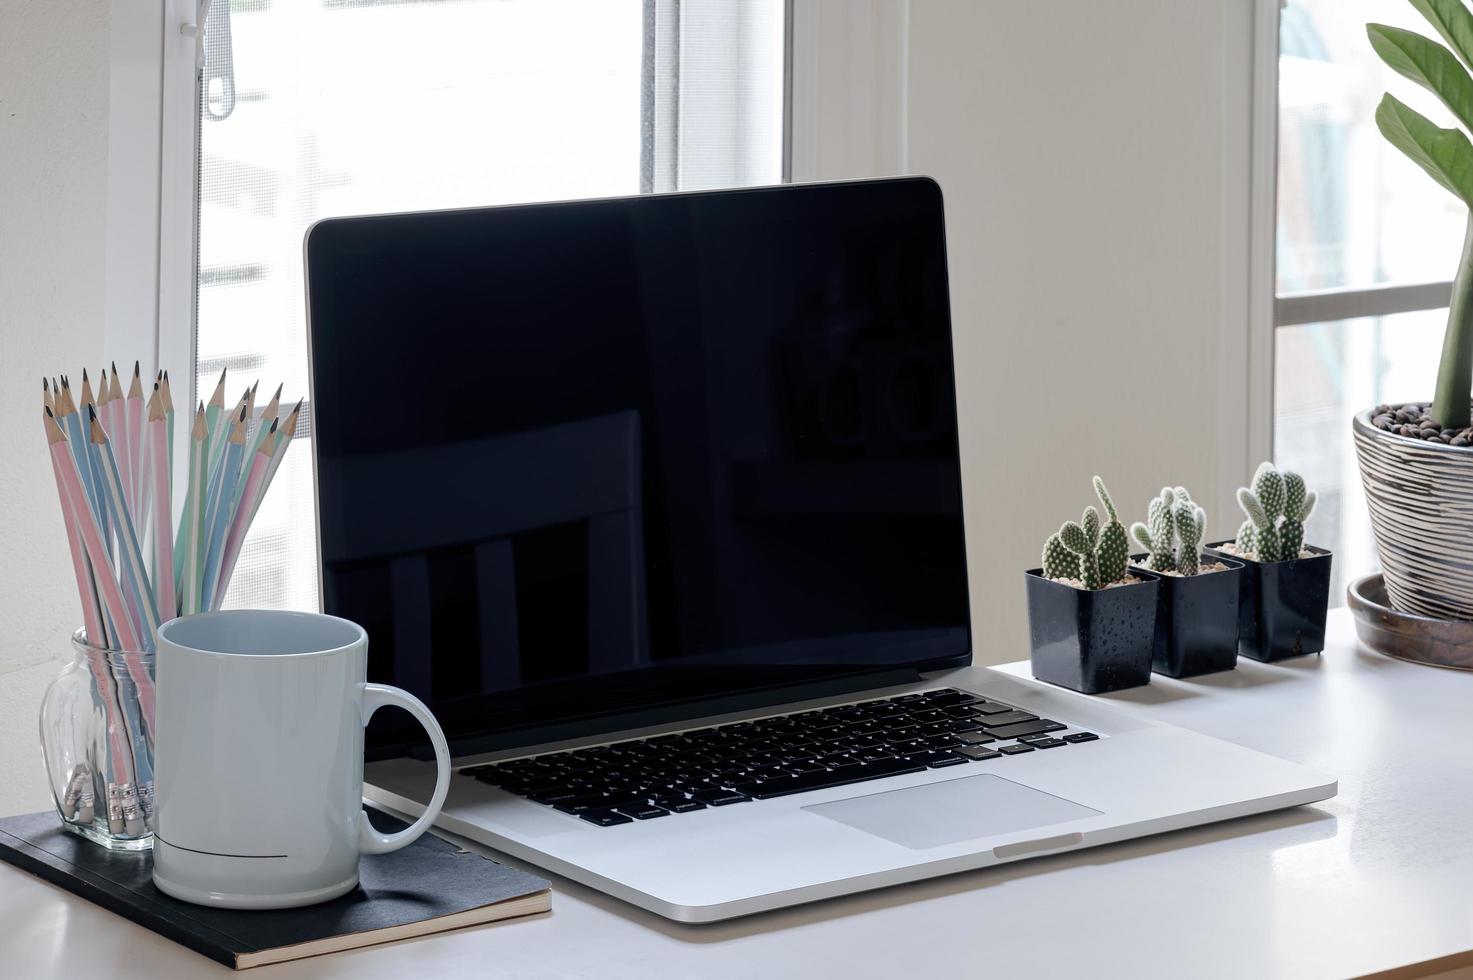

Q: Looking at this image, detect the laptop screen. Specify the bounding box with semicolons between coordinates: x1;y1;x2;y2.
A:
306;177;970;757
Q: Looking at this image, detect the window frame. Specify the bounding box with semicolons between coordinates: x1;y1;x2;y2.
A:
1262;0;1459;417
109;0;829;506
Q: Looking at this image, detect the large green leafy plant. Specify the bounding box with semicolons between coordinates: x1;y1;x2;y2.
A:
1370;0;1473;428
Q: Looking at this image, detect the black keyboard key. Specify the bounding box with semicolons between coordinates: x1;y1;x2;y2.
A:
616;805;670;820
957;731;995;745
923;691;974;706
1063;732;1099;743
957;745;1001;760
999;743;1035;755
987;719;1066;740
854;749;897;764
908;709;947;724
740;756;925;799
691;789;751;806
926;752;969;767
950;720;986;733
925;734;963;749
528;787;589;804
890;694;925;704
579;809;633;826
656;797;707;813
979;710;1039;728
554;800;598;814
817;753;861;768
971;701;1019;715
942;704;980;718
1027;738;1066;749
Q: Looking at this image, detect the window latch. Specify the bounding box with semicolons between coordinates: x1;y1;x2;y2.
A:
181;0;236;121
180;0;212;69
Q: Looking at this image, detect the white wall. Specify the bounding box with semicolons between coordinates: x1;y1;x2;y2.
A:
907;0;1255;660
799;0;1256;661
0;0;113;814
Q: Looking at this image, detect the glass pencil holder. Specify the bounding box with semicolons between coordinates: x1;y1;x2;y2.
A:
39;630;156;850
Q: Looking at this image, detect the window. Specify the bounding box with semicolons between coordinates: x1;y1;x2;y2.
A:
1273;0;1458;603
193;0;786;612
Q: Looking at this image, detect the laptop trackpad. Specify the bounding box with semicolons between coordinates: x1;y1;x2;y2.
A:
804;773;1101;850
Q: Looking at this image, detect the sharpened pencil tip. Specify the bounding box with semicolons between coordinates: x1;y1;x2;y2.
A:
82;368;88;382
112;361;118;374
87;405;97;420
45;406;53;418
133;360;140;377
42;378;48;392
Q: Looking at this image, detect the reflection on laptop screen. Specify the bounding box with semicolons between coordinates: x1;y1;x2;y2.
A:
306;177;969;755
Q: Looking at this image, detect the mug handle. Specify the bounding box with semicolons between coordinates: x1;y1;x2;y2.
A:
357;683;452;855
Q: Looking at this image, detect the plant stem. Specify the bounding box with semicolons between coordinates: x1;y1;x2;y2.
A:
1432;212;1473;429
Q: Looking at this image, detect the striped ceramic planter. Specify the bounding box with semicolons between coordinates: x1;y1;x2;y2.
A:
1352;407;1473;620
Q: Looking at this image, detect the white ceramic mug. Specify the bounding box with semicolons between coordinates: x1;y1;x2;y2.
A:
151;610;451;909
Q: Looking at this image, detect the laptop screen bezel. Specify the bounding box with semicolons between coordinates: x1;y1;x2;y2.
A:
302;176;972;760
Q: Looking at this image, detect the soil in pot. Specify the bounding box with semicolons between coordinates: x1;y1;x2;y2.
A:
1203;541;1332;662
1025;567;1159;694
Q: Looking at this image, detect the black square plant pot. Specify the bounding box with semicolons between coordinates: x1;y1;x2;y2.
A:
1025;568;1160;694
1130;553;1243;678
1203;541;1333;662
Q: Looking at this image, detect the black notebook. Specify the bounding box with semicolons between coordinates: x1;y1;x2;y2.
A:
0;810;551;970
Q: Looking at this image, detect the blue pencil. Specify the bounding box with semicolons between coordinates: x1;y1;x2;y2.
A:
200;405;247;610
86;407;159;650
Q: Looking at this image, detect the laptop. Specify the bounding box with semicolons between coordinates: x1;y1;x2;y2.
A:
303;177;1335;922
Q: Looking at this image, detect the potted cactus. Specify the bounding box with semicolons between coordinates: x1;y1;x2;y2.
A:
1352;6;1473;622
1129;487;1244;678
1204;463;1333;662
1025;477;1161;694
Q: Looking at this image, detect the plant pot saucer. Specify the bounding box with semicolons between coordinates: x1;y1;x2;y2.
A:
1348;573;1473;670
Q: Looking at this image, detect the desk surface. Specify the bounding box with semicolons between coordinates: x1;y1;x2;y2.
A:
5;611;1472;979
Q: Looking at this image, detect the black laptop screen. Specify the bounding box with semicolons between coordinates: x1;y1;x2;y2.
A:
306;177;970;757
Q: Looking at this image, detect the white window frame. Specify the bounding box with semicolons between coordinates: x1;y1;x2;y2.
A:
1255;0;1458;447
107;0;823;498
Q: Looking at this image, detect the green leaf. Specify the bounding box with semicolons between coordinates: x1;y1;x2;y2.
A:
1368;24;1473;134
1375;93;1473;205
1410;0;1473;74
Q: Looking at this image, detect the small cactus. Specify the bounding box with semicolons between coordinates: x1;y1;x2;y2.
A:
1131;486;1206;574
1234;462;1316;562
1041;476;1130;588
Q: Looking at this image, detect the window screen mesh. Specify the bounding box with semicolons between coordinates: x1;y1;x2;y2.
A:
197;0;783;612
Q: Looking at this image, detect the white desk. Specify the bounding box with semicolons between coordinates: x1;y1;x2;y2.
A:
5;611;1473;979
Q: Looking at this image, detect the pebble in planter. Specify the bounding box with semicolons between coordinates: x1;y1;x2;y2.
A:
1027;477;1160;694
1205;463;1333;662
1129;487;1243;677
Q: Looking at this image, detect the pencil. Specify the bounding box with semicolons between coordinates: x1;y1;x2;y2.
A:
160;370;175;483
203;368;227;475
214;421;275;610
46;410;141;652
148;389;174;623
44;410;106;647
123;362;144;515
42;378;53;413
201;405;247;610
238;383;281;506
88;406;159;649
180;404;208;615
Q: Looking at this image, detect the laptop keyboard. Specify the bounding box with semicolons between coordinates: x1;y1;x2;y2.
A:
460;688;1099;827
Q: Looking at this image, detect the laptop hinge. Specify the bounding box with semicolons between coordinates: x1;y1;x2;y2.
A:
406;667;925;762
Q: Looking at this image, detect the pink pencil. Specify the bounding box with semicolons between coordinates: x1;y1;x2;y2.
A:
45;415;106;647
45;411;138;785
123;363;145;516
46;411;141;652
212;421;275;611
